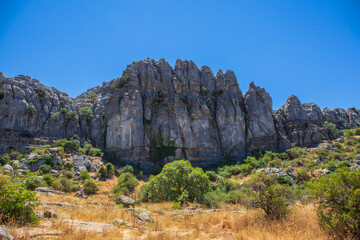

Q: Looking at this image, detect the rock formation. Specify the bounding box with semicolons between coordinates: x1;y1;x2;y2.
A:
0;59;359;170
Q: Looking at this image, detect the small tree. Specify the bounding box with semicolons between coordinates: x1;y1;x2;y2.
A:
52;112;60;121
65;111;78;121
0;183;40;225
79;106;94;120
243;173;294;219
307;168;360;239
323;121;339;140
98;166;108;179
63;140;79;153
25;103;36;117
80;170;91;181
146;160;211;204
83;179;99;195
113;172;139;197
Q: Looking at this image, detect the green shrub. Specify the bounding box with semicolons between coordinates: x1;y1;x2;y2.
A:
122;164;134;174
60;108;68;114
52;112;60;121
88;93;98;102
105;163;115;177
243;173;294;219
35;87;47;98
294;169;310;184
0;183;40;225
25;103;36;117
0;153;10;165
0;89;5;100
63;140;80;153
64;171;73;179
83;179;99;195
343;129;354;138
172;202;183;210
25;176;46;190
307;168;360;239
113;172;139;197
65;111;78;121
52;177;73;192
80;170;91;181
98;166;108;179
205;171;218;181
39;165;51;175
43;174;55;186
354;128;360;136
203;190;228;208
323;121;339;140
63;161;73;170
112;74;129;89
139;184;150;202
146;160;210;204
83;143;102;156
79;106;94;120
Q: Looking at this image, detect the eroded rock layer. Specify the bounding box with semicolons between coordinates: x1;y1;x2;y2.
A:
0;59;359;169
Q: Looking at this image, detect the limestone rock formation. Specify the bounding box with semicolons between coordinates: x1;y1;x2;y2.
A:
0;58;359;170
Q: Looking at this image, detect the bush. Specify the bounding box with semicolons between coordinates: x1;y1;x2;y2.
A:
60;108;68;114
83;179;99;195
35;87;47;98
79;170;91;181
112;74;129;89
243;173;294;219
146;160;211;204
139;184;150;202
25;103;36;117
88;93;98;102
122;164;134;174
203;190;228;208
105;163;115;177
0;89;4;100
63;140;80;153
43;174;54;186
0;153;10;165
65;111;78;121
64;171;73;179
39;165;51;175
98;166;108;179
25;176;46;190
354;128;360;136
52;112;60;121
205;171;218;181
307;168;360;239
83;143;102;156
52;177;73;192
323;121;339;140
0;183;40;225
63;161;73;170
79;106;94;120
113;172;139;197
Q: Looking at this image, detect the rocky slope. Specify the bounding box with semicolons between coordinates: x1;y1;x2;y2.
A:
0;59;359;169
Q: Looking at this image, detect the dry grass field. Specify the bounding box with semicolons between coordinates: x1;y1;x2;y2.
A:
8;178;329;240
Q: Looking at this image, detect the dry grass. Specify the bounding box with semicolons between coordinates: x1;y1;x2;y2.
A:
8;169;330;239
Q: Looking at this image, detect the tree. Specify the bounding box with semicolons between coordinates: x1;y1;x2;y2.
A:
65;111;78;121
79;106;94;120
307;168;360;239
113;172;139;197
63;140;79;153
323;121;339;140
0;183;40;225
83;179;99;195
146;160;211;204
243;173;294;220
98;166;108;179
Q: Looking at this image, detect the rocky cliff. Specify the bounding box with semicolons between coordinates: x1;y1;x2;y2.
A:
0;59;359;169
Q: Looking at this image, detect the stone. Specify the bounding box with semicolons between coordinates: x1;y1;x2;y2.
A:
355;155;360;161
319;169;331;174
74;189;86;198
49;147;58;153
3;164;13;174
136;212;152;222
0;225;14;240
255;168;295;185
116;195;135;206
0;60;359;168
63;220;115;233
112;219;129;226
35;210;58;219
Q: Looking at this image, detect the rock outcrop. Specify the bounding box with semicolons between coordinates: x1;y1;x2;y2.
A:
0;58;359;170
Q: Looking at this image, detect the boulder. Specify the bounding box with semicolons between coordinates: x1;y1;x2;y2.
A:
74;155;92;172
0;225;14;240
319;169;331;174
74;190;86;198
116;195;135;206
3;164;13;174
355;155;360;161
255;168;295;185
136;212;152;222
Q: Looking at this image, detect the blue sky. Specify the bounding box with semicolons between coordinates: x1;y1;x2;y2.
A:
0;0;359;109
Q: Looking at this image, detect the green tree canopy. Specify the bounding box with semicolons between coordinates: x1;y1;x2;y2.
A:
146;160;211;204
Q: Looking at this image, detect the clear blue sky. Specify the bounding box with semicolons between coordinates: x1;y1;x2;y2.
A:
0;0;359;110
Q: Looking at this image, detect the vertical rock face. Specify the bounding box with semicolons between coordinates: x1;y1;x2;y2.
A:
244;82;277;153
0;58;359;169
